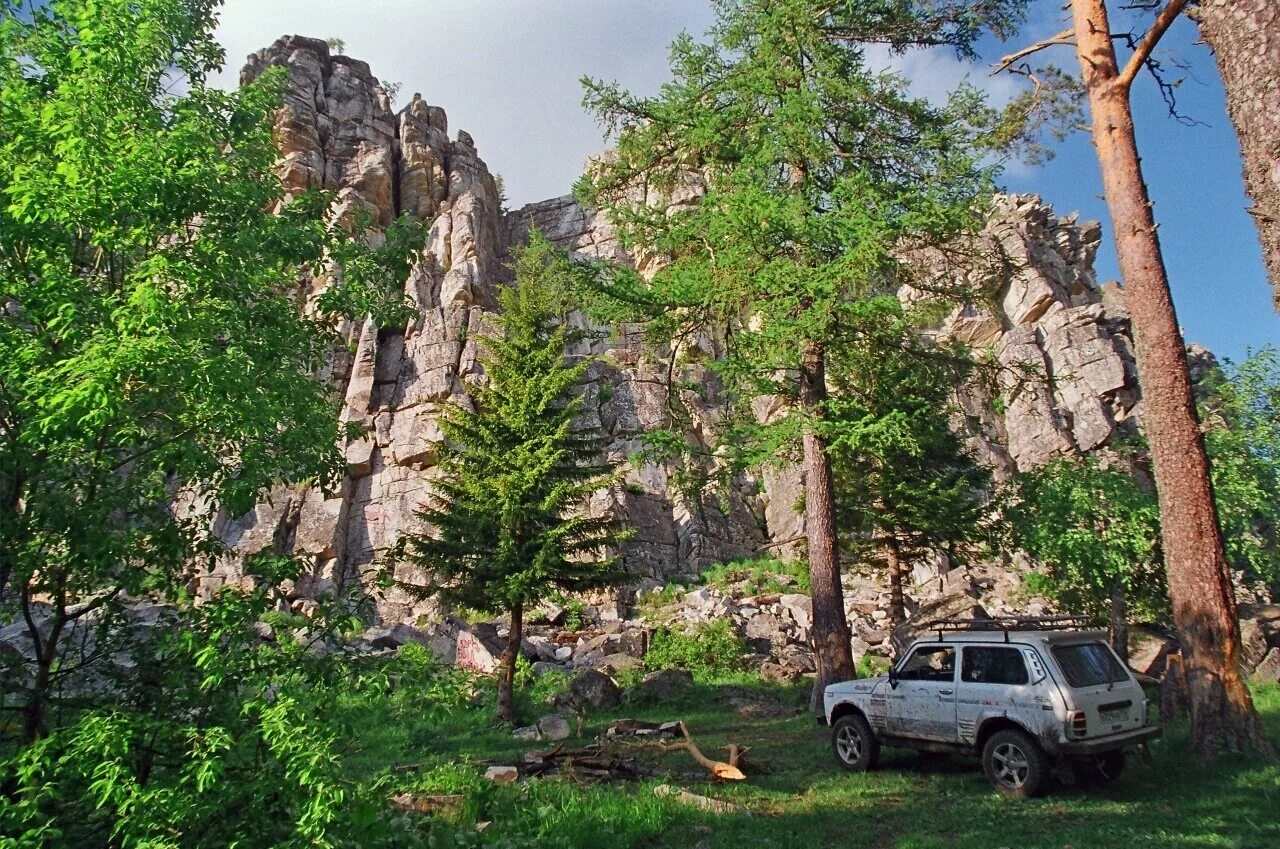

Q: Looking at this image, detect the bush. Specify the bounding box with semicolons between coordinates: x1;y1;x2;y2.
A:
699;557;811;594
644;620;747;678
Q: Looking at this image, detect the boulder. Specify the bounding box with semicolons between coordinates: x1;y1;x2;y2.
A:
627;668;695;703
760;661;801;684
1126;626;1178;678
455;628;500;673
596;653;643;675
536;713;572;741
569;668;622;710
779;593;812;630
484;766;519;784
1250;648;1280;685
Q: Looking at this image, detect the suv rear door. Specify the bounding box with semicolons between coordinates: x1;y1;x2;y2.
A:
886;644;958;742
1050;641;1146;737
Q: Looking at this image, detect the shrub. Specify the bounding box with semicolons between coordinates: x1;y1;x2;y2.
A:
699;557;811;594
644;620;747;678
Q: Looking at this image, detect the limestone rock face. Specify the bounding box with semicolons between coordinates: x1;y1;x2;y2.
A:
209;37;1150;627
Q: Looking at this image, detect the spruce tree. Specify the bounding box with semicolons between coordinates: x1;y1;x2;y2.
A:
576;0;1008;705
399;234;625;722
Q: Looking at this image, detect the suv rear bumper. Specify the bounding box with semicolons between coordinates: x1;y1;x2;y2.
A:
1053;726;1161;755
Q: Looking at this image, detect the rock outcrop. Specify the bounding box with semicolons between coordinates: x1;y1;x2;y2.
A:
206;37;1148;628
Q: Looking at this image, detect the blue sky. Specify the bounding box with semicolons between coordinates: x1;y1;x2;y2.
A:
208;1;1274;365
0;0;1209;366
15;1;1277;361
987;10;1277;366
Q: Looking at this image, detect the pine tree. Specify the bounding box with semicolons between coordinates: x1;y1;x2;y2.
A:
576;0;1010;707
399;234;626;722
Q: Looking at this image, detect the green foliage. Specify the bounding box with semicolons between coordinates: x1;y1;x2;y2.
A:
573;0;1004;495
3;579;377;848
699;556;811;594
1200;347;1280;591
856;654;892;679
398;232;627;617
644;620;747;678
0;0;419;739
561;598;587;632
825;301;991;565
1001;455;1166;623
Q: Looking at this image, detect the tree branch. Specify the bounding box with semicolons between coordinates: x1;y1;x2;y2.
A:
1116;0;1190;91
992;29;1075;76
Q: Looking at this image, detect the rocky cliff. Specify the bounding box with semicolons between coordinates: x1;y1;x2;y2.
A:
206;36;1146;626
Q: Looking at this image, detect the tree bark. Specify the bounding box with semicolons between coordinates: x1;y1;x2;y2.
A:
1191;0;1280;306
1108;578;1129;664
801;340;856;714
1070;0;1269;756
497;602;523;724
885;538;906;633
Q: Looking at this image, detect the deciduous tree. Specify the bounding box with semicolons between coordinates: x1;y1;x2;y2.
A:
1003;455;1164;661
0;0;416;741
827;302;990;632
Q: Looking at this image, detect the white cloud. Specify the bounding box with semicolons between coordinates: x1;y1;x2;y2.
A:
210;2;1031;206
210;0;714;206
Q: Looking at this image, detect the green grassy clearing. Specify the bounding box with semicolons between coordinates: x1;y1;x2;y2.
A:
333;667;1280;849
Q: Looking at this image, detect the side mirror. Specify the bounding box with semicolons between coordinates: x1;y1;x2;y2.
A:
888;668;899;689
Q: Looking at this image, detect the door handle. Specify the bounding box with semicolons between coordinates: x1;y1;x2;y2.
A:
938;689;954;695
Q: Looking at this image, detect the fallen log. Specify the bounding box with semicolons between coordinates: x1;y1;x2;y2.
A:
653;784;747;814
390;793;466;819
646;721;747;780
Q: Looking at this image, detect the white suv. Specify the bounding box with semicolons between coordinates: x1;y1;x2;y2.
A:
823;620;1160;797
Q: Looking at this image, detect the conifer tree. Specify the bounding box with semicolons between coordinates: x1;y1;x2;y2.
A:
576;0;1010;705
827;306;991;632
399;234;625;722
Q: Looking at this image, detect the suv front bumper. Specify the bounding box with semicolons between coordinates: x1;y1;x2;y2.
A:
1054;726;1161;755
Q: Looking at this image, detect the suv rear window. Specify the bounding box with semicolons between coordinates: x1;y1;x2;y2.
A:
1052;642;1129;688
962;646;1029;685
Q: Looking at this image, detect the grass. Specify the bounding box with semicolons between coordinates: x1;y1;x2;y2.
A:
332;662;1280;849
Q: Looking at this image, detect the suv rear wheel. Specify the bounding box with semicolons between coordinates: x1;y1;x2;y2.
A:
832;713;880;772
982;728;1049;798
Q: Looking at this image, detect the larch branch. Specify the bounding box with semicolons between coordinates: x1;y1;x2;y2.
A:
1116;0;1191;91
991;29;1075;76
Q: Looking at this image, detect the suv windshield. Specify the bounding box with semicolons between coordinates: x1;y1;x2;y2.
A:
1052;642;1128;688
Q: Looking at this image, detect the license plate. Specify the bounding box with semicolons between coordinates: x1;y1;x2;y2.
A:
1100;709;1127;724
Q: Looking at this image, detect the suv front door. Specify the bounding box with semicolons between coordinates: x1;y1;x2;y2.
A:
886;644;958;742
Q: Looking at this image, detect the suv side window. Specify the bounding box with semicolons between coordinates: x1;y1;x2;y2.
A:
896;646;955;682
961;646;1029;685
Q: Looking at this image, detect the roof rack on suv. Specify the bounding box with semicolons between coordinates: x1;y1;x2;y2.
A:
922;615;1097;642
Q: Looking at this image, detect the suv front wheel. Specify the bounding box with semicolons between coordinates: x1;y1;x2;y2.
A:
982;728;1049;798
832;713;880;772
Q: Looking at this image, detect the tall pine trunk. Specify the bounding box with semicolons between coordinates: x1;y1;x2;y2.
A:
1070;0;1268;756
885;538;906;633
801;340;856;714
1191;0;1280;305
497;603;524;724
